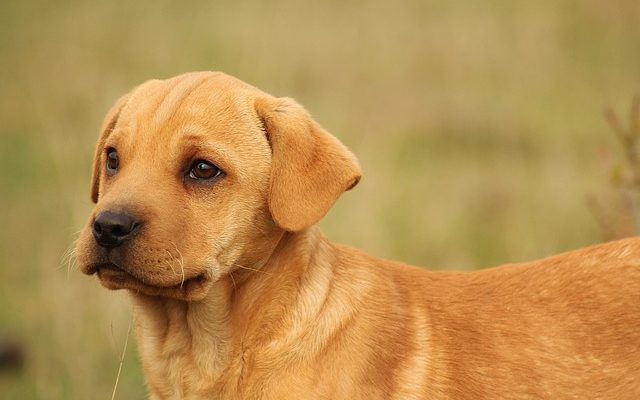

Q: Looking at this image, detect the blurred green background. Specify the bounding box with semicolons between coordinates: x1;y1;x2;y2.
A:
1;0;639;398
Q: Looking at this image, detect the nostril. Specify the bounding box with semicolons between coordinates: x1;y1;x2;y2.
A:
129;221;141;235
111;221;138;238
112;225;127;237
93;220;103;235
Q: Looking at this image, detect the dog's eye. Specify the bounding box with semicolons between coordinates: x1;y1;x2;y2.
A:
187;160;223;181
106;149;118;175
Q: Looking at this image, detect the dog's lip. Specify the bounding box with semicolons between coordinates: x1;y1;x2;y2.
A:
87;262;118;274
84;262;125;277
88;262;212;301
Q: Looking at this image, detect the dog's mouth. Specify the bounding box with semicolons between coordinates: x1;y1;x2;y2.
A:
87;263;212;301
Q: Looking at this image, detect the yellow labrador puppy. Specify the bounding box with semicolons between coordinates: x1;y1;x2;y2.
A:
77;72;640;399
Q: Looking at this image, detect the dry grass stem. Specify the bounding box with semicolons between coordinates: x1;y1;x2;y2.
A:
111;318;133;400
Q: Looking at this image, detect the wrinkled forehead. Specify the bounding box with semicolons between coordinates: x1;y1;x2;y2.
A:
120;72;260;130
110;72;268;155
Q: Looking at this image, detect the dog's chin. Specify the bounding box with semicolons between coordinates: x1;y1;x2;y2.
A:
91;263;213;301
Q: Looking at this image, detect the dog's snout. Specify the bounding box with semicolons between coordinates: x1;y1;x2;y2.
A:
92;211;140;249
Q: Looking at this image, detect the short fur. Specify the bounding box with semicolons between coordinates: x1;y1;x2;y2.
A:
77;71;640;399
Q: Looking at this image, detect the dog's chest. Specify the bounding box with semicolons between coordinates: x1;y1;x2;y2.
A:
139;340;226;399
142;340;332;400
143;355;291;400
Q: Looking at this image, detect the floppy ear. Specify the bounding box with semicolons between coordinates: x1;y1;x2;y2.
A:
90;94;130;203
255;96;362;232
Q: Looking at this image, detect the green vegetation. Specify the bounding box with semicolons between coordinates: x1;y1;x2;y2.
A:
1;1;639;398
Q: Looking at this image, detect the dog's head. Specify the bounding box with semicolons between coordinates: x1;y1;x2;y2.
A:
76;72;361;301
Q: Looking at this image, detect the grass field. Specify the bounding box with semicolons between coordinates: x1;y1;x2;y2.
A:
1;1;639;398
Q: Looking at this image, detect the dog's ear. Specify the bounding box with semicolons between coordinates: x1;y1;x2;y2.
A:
90;94;130;203
255;96;362;232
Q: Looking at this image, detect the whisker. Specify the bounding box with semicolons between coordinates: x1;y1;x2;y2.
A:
60;244;75;270
233;263;272;275
60;230;84;275
170;241;186;288
164;250;178;275
229;271;237;292
60;239;80;280
69;251;80;276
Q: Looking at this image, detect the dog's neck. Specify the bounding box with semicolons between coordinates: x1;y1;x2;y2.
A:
131;278;233;397
130;226;333;397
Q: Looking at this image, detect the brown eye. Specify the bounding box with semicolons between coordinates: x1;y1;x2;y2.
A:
106;149;118;175
187;160;223;181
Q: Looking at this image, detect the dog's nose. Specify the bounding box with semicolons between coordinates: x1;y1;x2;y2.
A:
92;211;140;249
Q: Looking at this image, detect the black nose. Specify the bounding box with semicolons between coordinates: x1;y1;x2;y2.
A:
92;211;140;249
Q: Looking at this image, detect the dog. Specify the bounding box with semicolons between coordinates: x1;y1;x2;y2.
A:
77;71;640;399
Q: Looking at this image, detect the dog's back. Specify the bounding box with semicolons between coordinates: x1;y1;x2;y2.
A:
336;237;640;398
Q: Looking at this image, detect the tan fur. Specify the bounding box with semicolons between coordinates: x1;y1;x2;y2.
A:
77;71;640;399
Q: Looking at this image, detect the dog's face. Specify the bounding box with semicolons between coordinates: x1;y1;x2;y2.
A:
76;72;361;301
